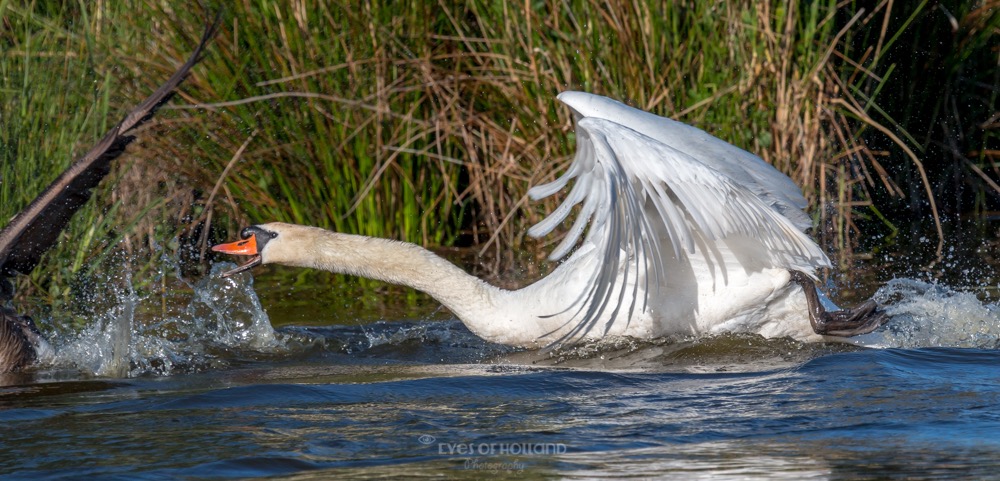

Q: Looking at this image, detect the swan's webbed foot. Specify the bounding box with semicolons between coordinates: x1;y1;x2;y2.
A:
789;271;888;337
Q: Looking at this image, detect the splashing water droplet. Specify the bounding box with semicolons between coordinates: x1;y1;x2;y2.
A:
49;262;287;377
852;278;1000;349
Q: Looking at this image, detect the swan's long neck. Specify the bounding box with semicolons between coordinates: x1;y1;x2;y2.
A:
263;224;511;339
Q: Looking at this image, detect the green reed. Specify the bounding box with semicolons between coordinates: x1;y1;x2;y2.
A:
0;0;995;317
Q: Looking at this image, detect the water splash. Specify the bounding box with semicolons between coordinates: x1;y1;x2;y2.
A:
50;263;287;377
179;263;278;350
37;262;1000;377
852;278;1000;349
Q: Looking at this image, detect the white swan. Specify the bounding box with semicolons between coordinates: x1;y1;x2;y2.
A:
213;91;885;348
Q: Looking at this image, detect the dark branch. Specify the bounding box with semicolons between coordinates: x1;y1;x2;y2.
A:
0;16;220;293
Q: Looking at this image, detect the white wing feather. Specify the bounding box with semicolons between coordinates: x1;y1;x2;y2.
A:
528;92;830;345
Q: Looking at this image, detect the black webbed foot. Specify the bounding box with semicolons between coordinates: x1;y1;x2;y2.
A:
789;271;888;337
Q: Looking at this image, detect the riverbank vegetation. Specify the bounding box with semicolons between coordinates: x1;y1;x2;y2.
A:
1;1;996;317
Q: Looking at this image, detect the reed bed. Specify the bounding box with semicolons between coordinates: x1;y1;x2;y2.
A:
0;1;996;315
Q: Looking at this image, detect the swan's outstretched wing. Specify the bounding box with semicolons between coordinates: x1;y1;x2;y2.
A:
0;17;219;289
528;91;829;344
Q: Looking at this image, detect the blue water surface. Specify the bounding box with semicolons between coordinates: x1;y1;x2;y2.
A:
2;265;1000;479
2;320;999;480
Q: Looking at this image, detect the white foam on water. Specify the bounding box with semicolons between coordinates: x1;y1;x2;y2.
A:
37;258;1000;377
852;278;1000;349
49;262;282;377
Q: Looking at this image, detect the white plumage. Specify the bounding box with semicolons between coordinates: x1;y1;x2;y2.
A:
215;91;884;348
521;92;831;345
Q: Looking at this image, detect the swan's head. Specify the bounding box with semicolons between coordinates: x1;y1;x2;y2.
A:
211;224;280;277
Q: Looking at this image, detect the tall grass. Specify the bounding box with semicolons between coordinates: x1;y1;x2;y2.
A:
0;2;124;313
179;0;864;266
0;1;995;315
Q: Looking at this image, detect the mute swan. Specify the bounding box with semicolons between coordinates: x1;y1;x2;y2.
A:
213;92;886;348
0;19;218;372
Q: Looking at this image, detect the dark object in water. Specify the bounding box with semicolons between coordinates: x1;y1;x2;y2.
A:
0;17;220;372
789;270;888;336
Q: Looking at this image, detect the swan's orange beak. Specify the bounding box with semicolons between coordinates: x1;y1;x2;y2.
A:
212;233;262;277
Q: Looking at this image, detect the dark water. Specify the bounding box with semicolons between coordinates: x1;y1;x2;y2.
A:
2;264;1000;479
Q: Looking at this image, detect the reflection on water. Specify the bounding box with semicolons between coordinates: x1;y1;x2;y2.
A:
2;254;1000;478
2;345;999;479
